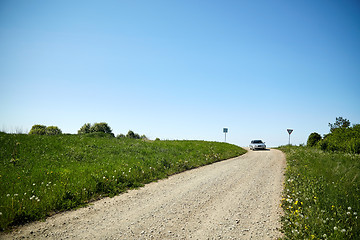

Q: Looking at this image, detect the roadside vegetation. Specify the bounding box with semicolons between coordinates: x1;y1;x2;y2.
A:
0;129;246;231
279;117;360;239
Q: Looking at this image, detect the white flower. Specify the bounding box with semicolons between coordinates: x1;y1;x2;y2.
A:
334;227;338;231
6;194;10;197
348;207;352;210
354;212;357;215
341;229;346;233
0;212;2;215
347;212;351;215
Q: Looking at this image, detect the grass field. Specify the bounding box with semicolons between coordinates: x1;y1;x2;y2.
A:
0;132;246;231
279;146;359;239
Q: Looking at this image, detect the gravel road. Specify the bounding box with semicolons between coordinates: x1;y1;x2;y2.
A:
2;148;286;240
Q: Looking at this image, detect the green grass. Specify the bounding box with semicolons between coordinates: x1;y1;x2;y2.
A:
279;145;359;239
0;132;246;231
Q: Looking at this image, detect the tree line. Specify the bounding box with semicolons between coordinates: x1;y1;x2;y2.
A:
307;117;360;154
28;122;148;140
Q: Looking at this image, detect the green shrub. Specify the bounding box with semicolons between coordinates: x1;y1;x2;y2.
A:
126;130;140;139
28;125;46;135
307;132;322;147
45;126;62;135
116;134;125;139
78;122;113;136
78;123;91;134
317;118;360;154
90;122;112;134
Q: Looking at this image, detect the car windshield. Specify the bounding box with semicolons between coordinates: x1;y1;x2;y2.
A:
252;140;263;143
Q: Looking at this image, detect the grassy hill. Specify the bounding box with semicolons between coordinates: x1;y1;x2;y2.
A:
0;132;246;231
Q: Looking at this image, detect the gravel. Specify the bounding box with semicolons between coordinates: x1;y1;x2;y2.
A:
2;148;286;239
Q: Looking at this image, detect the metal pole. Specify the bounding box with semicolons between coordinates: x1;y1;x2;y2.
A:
288;133;290;145
225;132;227;142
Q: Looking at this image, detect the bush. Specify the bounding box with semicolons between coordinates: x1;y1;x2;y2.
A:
307;132;322;147
78;122;113;136
45;126;62;135
116;134;125;139
318;121;360;154
90;122;112;134
29;125;47;135
126;130;140;139
29;125;62;136
78;123;91;134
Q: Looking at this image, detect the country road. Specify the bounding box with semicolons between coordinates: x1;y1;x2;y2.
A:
2;148;286;240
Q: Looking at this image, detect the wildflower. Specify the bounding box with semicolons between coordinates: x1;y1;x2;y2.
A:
33;183;35;186
334;227;338;231
323;234;327;238
354;212;357;215
341;229;346;233
0;212;2;215
7;194;10;197
347;212;351;215
348;207;351;210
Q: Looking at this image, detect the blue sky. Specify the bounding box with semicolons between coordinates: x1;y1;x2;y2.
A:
1;0;359;147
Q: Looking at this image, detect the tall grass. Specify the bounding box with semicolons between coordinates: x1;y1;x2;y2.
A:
0;132;246;231
279;146;359;239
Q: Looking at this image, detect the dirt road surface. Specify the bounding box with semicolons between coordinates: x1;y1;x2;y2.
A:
2;149;286;240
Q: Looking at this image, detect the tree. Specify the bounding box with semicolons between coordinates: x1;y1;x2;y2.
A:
126;130;140;139
45;126;62;135
117;134;126;139
307;132;322;147
29;125;47;135
90;122;112;134
329;117;350;133
78;123;91;134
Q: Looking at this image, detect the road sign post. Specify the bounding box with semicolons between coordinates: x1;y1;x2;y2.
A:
287;129;293;145
223;128;228;142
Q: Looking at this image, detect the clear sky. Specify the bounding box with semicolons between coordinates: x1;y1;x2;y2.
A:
1;0;359;147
